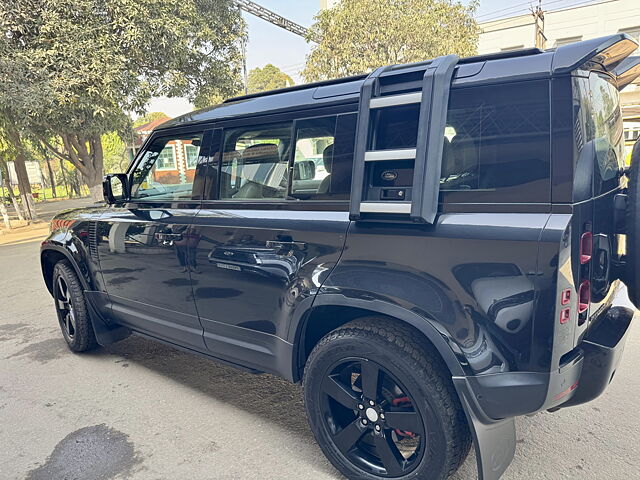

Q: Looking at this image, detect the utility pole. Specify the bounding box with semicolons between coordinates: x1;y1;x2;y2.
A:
532;0;546;49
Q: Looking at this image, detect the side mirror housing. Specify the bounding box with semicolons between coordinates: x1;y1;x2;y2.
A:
293;160;316;181
103;173;129;204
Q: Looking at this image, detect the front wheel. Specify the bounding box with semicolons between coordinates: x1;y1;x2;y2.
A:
303;318;470;480
52;260;98;352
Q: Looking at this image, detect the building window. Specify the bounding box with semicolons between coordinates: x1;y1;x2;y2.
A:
555;36;582;47
156;145;176;170
184;144;200;169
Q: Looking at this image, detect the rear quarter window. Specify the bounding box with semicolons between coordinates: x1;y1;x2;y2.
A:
371;80;552;204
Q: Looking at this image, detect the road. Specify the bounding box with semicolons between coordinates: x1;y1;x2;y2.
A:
0;202;639;479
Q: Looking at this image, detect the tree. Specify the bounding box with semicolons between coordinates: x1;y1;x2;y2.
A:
247;64;294;94
303;0;479;82
133;112;171;129
0;0;245;200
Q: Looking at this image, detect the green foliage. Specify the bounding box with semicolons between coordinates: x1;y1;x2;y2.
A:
0;0;245;193
247;64;294;94
102;131;129;174
303;0;479;81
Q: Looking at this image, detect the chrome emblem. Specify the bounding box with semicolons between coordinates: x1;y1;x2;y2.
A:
223;251;234;256
381;170;398;181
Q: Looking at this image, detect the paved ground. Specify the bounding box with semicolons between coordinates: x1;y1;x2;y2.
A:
0;200;639;479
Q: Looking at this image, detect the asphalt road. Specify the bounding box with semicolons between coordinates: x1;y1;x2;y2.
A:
1;221;639;479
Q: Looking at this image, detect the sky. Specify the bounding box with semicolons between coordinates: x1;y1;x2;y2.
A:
147;0;600;117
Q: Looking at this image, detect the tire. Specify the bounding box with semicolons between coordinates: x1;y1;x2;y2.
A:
303;318;471;480
626;140;640;308
52;260;98;352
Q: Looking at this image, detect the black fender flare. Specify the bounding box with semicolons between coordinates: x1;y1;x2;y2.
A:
289;294;516;480
41;242;130;346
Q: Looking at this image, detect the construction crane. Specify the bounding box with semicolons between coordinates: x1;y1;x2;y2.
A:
235;0;316;41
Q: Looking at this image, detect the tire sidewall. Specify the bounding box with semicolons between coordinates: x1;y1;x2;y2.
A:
304;333;449;480
53;262;88;350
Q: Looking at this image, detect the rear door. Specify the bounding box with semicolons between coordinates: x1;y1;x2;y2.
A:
189;112;357;373
98;128;211;350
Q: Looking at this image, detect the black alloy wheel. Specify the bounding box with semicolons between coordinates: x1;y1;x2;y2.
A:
55;274;77;340
320;358;425;477
304;318;471;480
52;260;98;352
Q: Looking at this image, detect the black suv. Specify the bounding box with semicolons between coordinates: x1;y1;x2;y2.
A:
41;34;640;480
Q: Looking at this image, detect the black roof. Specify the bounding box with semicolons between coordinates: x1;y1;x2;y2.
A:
158;34;639;131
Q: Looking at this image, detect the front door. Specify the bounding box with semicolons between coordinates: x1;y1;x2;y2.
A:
98;129;209;350
190;113;357;373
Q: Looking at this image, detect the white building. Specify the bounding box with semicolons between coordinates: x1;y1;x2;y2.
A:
479;0;640;156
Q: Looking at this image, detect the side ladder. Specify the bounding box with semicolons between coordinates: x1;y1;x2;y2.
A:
349;54;459;223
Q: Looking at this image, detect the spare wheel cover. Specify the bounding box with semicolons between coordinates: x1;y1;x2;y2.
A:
625;140;640;307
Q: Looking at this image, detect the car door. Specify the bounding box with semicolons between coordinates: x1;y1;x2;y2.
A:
98;127;213;350
189;113;357;374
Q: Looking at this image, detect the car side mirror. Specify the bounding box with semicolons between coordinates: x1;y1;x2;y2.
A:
293;160;316;181
103;173;130;204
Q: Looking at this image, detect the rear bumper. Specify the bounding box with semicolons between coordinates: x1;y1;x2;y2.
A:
557;305;633;409
464;304;634;419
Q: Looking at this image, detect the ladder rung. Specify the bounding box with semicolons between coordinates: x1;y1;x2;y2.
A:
364;149;416;162
360;202;411;214
369;92;422;109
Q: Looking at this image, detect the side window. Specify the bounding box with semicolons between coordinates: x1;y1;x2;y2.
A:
291;116;336;199
441;81;551;203
130;132;203;201
219;122;291;200
291;113;357;200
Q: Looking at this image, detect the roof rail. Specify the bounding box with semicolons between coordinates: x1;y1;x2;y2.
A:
222;74;367;104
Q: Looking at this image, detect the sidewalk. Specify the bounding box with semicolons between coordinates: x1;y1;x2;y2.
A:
0;197;96;246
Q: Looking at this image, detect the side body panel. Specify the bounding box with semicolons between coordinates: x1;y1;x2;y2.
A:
190;207;350;376
97;203;206;350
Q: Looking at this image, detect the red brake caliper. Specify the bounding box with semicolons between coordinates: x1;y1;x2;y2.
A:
391;396;416;438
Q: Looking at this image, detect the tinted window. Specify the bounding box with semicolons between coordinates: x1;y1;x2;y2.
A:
441;81;551;203
130;133;203;201
219;122;291;200
574;73;624;195
371;81;551;203
291;116;336;199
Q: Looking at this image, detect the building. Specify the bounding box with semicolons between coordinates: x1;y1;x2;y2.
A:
478;0;640;158
319;0;339;9
131;115;200;184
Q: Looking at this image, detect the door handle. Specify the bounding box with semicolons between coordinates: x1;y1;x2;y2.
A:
266;240;307;251
155;233;183;246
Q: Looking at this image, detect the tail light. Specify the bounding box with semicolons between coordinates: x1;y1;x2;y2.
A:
580;231;592;264
578;281;591;314
559;307;571;324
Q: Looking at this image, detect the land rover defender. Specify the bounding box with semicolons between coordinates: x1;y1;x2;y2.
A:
41;34;640;480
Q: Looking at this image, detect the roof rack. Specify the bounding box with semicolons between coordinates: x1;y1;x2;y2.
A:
222;74;367;104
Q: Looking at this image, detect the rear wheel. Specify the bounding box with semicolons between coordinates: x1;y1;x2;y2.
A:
52;260;98;352
303;318;470;480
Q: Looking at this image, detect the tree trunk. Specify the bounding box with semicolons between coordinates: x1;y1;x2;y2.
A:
7;128;36;220
45;157;56;198
0;159;25;221
40;133;105;203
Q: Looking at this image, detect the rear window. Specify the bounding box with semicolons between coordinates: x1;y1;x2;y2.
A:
573;73;624;196
371;80;552;203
